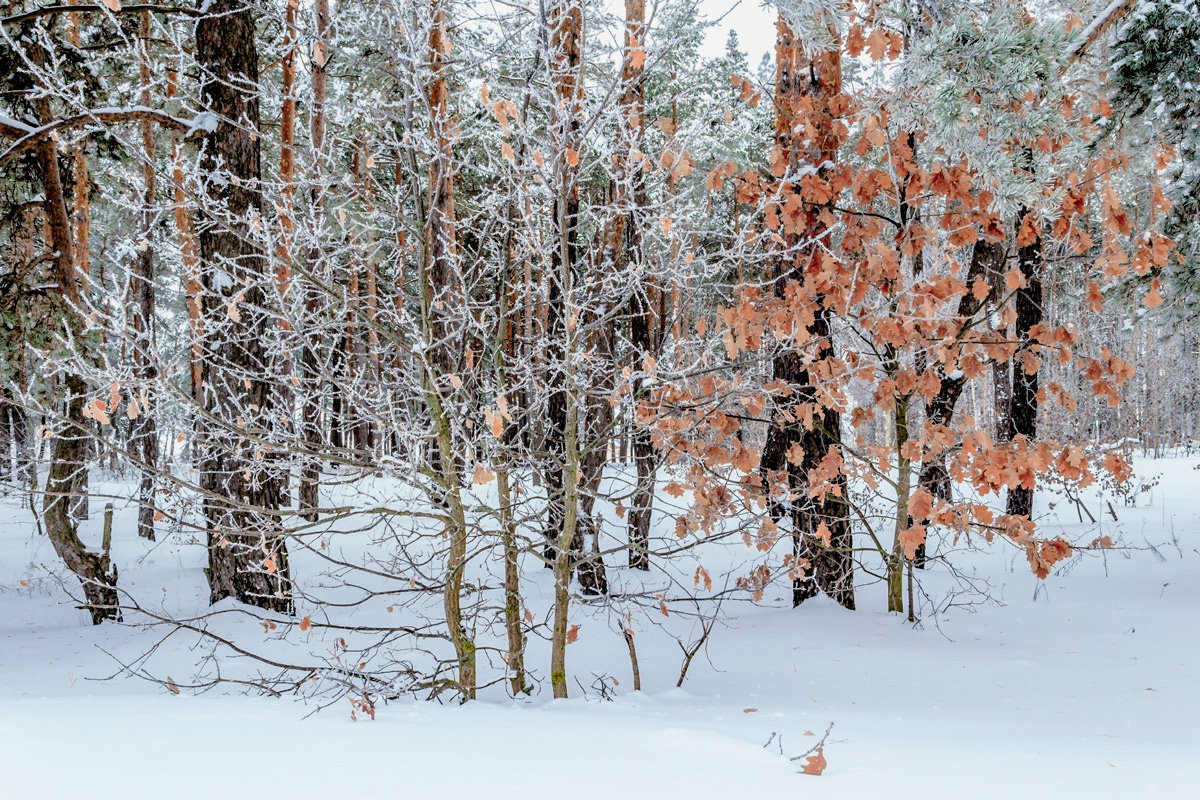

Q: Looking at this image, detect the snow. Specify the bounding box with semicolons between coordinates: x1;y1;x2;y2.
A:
187;112;219;135
0;114;34;135
2;455;1198;797
1074;0;1135;58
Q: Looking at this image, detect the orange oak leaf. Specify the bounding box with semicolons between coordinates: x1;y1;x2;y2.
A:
800;746;827;775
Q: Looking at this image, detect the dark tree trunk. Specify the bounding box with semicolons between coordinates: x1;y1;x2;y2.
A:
616;0;654;572
45;376;120;623
541;0;602;595
131;9;159;541
130;240;159;541
761;17;854;610
27;41;117;622
0;394;11;488
993;354;1012;442
577;302;613;596
915;238;1006;567
1006;210;1042;518
298;0;331;522
196;0;292;613
628;285;655;571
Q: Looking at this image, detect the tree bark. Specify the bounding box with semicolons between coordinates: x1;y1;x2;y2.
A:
28;47;118;618
915;238;1006;567
541;0;601;596
129;8;159;541
1006;209;1042;518
760;15;853;610
614;0;654;572
298;0;331;521
196;0;292;613
425;0;475;698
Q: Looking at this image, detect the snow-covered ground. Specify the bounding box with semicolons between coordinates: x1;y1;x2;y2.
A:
1;455;1196;798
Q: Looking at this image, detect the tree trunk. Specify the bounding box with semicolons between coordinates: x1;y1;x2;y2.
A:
760;15;854;610
196;0;292;613
425;0;475;699
546;0;595;699
298;0;331;521
615;0;654;572
1006;209;1042;518
67;3;90;295
0;392;11;489
129;9;159;541
915;238;1006;567
274;0;299;505
29;48;117;617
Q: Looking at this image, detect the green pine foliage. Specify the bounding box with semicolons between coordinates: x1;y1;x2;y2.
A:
1113;0;1200;304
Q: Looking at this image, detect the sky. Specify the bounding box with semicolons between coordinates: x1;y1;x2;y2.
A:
697;0;777;64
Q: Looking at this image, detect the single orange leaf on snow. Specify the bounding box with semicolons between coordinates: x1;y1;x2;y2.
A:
800;746;827;775
566;624;580;644
299;615;312;632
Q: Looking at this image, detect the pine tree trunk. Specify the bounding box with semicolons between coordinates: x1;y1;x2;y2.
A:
298;0;331;521
129;9;159;541
274;0;299;505
545;0;596;699
67;3;90;296
28;42;117;618
0;392;11;489
541;0;600;593
196;0;292;613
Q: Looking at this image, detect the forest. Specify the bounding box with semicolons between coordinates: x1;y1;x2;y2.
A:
0;0;1196;795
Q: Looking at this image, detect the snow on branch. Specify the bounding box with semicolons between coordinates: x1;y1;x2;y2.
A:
0;107;215;167
0;4;200;28
1066;0;1140;64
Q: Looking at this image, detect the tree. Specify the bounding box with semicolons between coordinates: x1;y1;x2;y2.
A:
195;0;292;612
759;7;855;609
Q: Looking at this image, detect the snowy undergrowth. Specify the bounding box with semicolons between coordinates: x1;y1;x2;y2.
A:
1;456;1196;798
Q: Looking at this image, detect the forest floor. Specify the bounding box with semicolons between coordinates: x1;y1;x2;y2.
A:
0;454;1196;798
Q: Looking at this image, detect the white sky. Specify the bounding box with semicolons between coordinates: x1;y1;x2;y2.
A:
697;0;777;64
